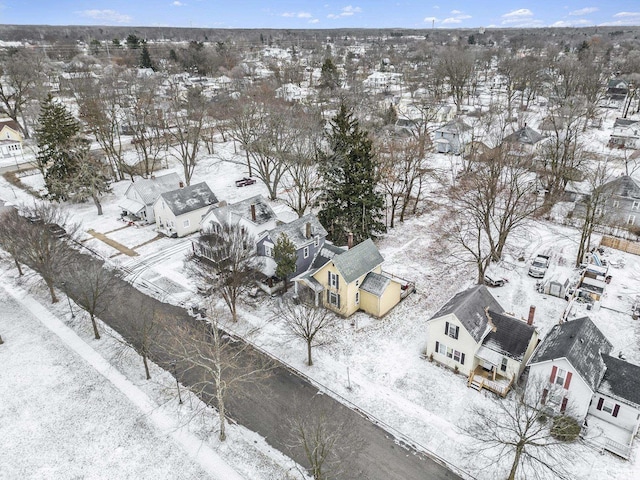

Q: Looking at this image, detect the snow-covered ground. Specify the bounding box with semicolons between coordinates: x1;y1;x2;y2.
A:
3;107;640;479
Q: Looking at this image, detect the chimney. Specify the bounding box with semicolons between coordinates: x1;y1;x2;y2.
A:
305;222;311;239
347;232;353;250
527;305;536;326
250;203;256;222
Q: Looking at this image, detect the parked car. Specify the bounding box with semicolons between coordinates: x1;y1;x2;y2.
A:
528;254;550;278
235;177;256;187
484;273;505;287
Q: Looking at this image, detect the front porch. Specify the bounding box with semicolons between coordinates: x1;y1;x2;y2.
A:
582;415;634;459
467;364;513;397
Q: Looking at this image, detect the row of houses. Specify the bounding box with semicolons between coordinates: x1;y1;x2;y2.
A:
425;284;640;459
118;172;414;318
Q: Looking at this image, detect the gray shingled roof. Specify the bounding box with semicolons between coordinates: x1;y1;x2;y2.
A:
129;173;182;205
266;214;328;249
600;175;640;199
360;271;390;297
159;182;217;216
504;126;544;145
311;243;345;270
430;285;504;343
436;118;471;134
483;310;537;361
214;195;277;226
332;239;384;284
530;317;612;391
599;354;640;407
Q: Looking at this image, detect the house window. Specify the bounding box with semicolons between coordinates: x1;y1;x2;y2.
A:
314;235;320;247
438;342;447;355
595;206;603;216
445;322;459;339
303;246;309;259
555;368;566;386
183;219;190;228
633;200;640;211
613;200;620;208
355;291;360;305
453;350;462;363
435;341;464;364
602;400;614;414
628;215;636;225
501;357;508;372
328;291;340;308
329;272;339;288
265;245;272;257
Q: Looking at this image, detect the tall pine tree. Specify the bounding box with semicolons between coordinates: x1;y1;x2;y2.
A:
274;233;297;291
318;103;385;245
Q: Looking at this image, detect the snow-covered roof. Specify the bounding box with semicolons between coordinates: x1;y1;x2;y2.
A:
126;173;182;206
530;317;612;391
265;214;327;250
332;239;384;284
206;195;277;228
504;126;544;145
600;175;640;199
158;182;217;216
360;271;390;297
430;285;504;343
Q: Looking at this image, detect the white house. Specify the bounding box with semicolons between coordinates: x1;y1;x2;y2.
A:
433;118;472;155
199;194;279;240
425;285;539;397
153;182;218;237
119;173;182;224
528;317;640;459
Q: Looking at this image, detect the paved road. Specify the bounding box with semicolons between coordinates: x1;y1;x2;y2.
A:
57;249;462;480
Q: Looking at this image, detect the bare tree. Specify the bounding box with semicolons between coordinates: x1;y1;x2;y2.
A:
0;48;48;138
287;399;363;480
0;207;25;275
463;379;581;480
279;298;337;366
0;204;78;303
67;260;119;340
435;46;475;113
189;223;260;322
165;308;273;441
166;82;208;185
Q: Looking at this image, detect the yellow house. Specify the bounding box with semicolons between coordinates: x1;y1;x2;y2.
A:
303;238;406;318
0;118;24;159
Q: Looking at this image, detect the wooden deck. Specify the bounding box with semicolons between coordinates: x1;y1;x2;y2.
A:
467;366;513;397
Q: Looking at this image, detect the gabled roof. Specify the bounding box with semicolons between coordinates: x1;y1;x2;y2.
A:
613;118;639;129
265;214;328;250
360;271;390;297
600;175;640;200
158;182;217;216
430;285;504;343
482;310;536;361
209;195;277;227
310;243;345;270
504;126;544;145
332;239;384;284
530;317;612;391
599;354;640;407
436;118;471;134
0;118;21;133
127;173;182;206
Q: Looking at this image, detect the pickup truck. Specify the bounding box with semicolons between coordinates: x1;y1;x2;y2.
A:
528;254;550;278
235;177;256;187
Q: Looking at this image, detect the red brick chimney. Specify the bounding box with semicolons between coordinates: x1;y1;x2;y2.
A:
250;203;256;222
305;222;311;239
347;232;353;249
527;306;536;326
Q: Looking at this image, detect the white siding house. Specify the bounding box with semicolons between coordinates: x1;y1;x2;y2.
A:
153;182;218;237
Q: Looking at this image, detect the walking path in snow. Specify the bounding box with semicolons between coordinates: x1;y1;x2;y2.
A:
1;282;245;480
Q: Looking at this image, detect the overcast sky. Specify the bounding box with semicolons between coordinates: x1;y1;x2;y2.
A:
1;1;638;29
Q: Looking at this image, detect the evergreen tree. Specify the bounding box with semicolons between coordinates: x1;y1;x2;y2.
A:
319;58;340;89
140;45;154;70
274;233;297;291
317;104;385;245
126;34;141;50
36;94;82;198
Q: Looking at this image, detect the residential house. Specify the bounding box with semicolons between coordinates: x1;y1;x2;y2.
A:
256;214;328;279
153;182;218;237
119;173;182;224
425;285;539;396
0;118;23;159
199;194;279;240
606;78;629;102
295;238;411;318
573;175;640;228
433;118;472;155
608;118;640;150
528;317;640;458
502;125;546;156
363;71;403;94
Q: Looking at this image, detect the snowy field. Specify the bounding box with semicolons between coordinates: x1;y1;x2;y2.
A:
3;104;640;479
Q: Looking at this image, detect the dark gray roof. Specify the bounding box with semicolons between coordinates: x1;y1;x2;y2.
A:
332;239;384;284
360;271;390;297
599;354;640;406
266;214;328;249
504;126;544;145
430;285;504;343
159;182;217;216
311;243;345;270
530;317;612;391
482;310;536;361
600;175;640;200
129;173;182;205
613;117;639;128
